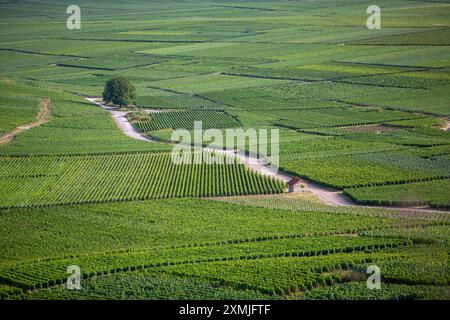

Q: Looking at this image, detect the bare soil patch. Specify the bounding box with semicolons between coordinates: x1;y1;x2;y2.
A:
0;97;52;144
440;118;450;132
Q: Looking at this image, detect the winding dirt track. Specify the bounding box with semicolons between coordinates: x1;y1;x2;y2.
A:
85;97;152;142
0;97;52;144
85;97;447;213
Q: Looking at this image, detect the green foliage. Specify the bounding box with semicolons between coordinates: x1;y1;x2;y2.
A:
0;284;22;299
0;236;409;289
1;0;450;300
370;247;450;286
305;282;450;300
103;77;136;107
0;94;172;156
0;153;285;209
345;179;450;208
0;198;388;262
362;225;450;246
135;110;241;131
158;250;409;295
282;155;444;189
128;110;152;123
213;193;450;222
0;79;40;135
22;271;275;300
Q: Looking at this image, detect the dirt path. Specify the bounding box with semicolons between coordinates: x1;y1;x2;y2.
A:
85;97;447;212
220;150;353;206
305;182;354;206
441;118;450;132
86;97;356;206
0;97;52;144
85;97;153;142
86;98;303;185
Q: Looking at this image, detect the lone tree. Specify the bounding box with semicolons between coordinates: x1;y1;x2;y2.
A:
103;77;136;107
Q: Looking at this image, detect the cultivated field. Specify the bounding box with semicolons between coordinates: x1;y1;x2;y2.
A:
0;0;449;300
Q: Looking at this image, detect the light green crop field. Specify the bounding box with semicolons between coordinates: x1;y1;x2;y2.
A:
0;0;449;301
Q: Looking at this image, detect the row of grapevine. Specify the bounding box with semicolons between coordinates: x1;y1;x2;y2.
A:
134;110;241;132
158;250;410;295
0;152;285;209
343;246;450;287
361;225;450;246
281;157;450;189
344;179;450;208
275;116;423;131
0;236;411;290
18;270;274;300
305;282;449;300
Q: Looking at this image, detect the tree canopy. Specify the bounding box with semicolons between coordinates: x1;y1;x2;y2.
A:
103;77;136;107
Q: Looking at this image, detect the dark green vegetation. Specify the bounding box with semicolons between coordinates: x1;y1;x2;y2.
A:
134;110;241;132
0;0;449;300
0;198;448;299
0;80;41;136
345;179;450;208
103;77;136;107
0;80;172;155
21;272;274;300
305;283;449;300
0;152;284;209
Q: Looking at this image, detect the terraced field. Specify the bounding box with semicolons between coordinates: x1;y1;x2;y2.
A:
0;0;449;301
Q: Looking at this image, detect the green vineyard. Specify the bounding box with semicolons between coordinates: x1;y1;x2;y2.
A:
0;153;285;208
134;110;241;132
21;271;271;300
0;0;449;303
0;235;410;290
0;196;448;300
344;179;450;208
